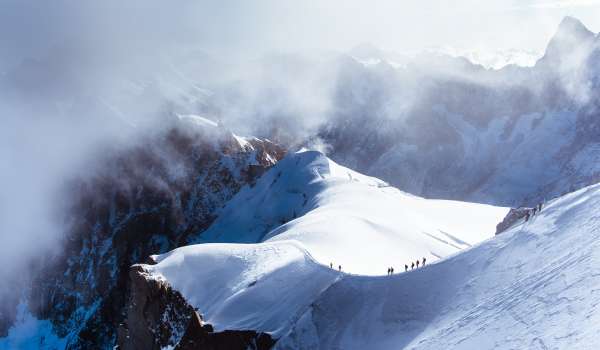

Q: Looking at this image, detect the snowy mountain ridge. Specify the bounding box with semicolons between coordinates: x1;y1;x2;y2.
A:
191;150;508;274
130;157;600;350
115;150;509;348
349;42;541;70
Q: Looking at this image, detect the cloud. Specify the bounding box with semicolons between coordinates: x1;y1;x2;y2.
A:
527;0;600;9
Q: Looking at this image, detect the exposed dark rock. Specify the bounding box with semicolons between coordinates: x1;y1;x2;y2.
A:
118;265;275;350
495;207;532;235
118;265;195;350
176;325;275;350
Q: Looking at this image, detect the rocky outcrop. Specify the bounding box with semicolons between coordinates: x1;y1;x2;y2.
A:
118;264;194;349
176;319;274;350
495;207;532;235
118;265;275;350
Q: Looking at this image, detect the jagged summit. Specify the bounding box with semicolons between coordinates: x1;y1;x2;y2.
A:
556;16;594;39
541;16;597;64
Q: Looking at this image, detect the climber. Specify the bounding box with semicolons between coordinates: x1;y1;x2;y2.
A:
525;212;530;222
405;264;408;272
411;262;415;269
338;265;342;272
391;267;394;274
422;257;426;266
387;267;391;275
416;260;420;268
330;262;333;269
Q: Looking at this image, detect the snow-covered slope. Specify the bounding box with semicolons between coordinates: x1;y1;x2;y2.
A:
147;241;338;339
192;150;508;275
278;183;600;349
140;150;508;342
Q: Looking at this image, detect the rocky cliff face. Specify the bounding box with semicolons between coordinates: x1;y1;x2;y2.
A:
1;119;284;349
118;264;195;350
118;264;275;350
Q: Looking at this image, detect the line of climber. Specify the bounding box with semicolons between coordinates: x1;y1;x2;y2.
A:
330;257;428;275
330;262;342;271
388;257;427;275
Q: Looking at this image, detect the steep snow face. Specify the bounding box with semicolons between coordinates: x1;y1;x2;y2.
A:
278;183;600;350
143;151;507;339
194;150;508;275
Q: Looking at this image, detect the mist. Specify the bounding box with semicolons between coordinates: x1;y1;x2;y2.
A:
0;0;599;309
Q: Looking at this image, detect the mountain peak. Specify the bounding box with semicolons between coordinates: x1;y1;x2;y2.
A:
541;16;595;64
555;16;594;40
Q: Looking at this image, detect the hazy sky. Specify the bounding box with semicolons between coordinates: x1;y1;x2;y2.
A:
1;0;600;69
214;0;600;54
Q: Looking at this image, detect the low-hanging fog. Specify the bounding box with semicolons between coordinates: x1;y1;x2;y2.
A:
1;0;600;303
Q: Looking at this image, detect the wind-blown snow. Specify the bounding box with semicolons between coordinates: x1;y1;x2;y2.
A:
146;150;508;339
175;113;257;152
